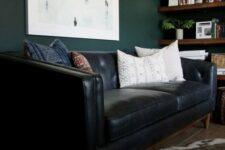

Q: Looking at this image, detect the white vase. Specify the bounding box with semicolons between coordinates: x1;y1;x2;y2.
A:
176;29;183;40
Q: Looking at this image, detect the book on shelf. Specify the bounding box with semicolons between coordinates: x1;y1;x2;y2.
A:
180;50;206;56
204;0;214;3
168;0;224;6
195;0;203;3
211;21;225;39
187;0;195;4
182;55;207;60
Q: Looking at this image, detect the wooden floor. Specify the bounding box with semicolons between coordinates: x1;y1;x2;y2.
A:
147;123;225;150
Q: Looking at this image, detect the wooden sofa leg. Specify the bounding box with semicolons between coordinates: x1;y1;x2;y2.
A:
203;114;210;129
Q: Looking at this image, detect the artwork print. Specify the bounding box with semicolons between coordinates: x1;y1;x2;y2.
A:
26;0;119;41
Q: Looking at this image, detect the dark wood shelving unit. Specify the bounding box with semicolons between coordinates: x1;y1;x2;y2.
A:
160;38;225;45
217;75;225;81
159;2;225;46
159;2;225;13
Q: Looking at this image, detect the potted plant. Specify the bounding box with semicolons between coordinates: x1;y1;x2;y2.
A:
162;18;195;39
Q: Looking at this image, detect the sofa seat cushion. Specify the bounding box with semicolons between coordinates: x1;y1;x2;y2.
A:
125;81;211;111
104;89;177;141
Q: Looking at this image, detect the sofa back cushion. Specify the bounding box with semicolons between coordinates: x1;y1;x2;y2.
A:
80;52;119;90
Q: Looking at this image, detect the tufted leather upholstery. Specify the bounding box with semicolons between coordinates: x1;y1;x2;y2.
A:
81;52;119;90
0;51;216;150
181;58;217;104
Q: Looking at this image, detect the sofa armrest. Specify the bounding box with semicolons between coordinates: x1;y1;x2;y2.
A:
83;74;105;149
181;58;217;102
0;54;105;150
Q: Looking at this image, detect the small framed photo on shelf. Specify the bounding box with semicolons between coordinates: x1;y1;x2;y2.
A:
196;21;212;39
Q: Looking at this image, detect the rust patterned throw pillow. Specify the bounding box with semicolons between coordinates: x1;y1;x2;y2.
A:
71;51;93;73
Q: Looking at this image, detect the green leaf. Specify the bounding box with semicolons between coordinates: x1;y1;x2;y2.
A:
162;19;175;30
161;18;195;30
181;20;195;29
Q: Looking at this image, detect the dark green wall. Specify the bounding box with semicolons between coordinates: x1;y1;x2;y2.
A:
0;0;162;52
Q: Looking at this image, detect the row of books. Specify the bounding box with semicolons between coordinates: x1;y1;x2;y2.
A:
203;0;225;2
179;50;208;60
213;23;225;38
169;0;224;6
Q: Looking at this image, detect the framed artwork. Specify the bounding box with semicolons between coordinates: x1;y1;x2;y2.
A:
196;21;212;39
26;0;119;41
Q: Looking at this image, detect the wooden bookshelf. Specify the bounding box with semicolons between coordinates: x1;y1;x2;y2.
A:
160;38;225;45
159;2;225;13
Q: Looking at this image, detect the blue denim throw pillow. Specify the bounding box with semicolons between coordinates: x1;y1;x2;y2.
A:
24;39;72;67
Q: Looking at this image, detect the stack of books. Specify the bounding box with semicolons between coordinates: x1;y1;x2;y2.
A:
211;18;225;39
179;50;208;60
217;68;225;75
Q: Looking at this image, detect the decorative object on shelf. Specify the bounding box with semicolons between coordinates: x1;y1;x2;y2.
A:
211;53;225;75
211;53;225;67
176;29;184;39
162;18;195;39
26;0;119;41
196;21;212;39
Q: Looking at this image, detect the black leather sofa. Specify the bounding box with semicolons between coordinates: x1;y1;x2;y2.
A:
0;52;216;150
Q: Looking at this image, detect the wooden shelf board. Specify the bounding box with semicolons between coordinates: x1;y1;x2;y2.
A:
160;38;225;45
159;2;225;13
217;75;225;81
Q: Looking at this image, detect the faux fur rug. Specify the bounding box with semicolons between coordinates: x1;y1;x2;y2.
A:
160;138;225;150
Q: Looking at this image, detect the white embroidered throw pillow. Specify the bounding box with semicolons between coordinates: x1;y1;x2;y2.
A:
135;40;185;81
117;50;169;88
